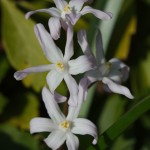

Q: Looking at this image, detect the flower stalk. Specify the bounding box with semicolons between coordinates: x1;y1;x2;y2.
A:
13;0;134;149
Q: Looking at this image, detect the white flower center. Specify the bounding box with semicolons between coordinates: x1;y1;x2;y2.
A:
55;62;65;71
100;62;112;76
63;4;72;13
59;120;70;131
61;4;72;19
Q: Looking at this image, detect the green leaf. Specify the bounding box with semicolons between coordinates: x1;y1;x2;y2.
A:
98;95;126;133
97;95;150;149
79;85;96;117
111;135;135;150
0;124;40;150
106;0;135;59
1;0;49;92
129;0;150;97
2;92;39;130
99;0;125;50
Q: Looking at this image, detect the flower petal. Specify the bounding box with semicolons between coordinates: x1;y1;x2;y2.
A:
42;87;65;123
66;132;79;150
77;29;92;56
68;55;93;75
63;73;78;106
86;69;103;81
108;58;129;82
102;77;134;99
34;23;63;63
44;130;66;149
14;64;54;80
60;19;68;30
64;24;74;61
66;13;81;25
69;0;87;12
96;29;105;64
48;17;61;40
30;117;56;134
46;70;64;93
25;7;61;19
80;6;112;20
67;77;92;121
78;77;93;101
72;118;98;145
54;0;67;11
54;91;67;103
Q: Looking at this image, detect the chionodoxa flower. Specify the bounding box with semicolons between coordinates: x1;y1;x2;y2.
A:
30;86;98;149
25;0;112;40
14;23;93;106
77;29;134;99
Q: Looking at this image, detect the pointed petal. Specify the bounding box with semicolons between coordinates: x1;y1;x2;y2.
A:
46;70;64;93
42;87;65;123
69;0;87;11
80;6;112;20
66;133;79;150
44;130;66;149
14;64;54;80
34;23;63;63
54;0;67;11
86;69;103;81
64;74;78;106
30;117;56;134
108;58;129;82
96;29;105;64
68;55;93;75
72;118;98;145
102;77;134;99
66;13;81;25
67;77;92;121
60;19;68;31
78;77;93;101
63;24;74;61
25;7;61;19
77;29;92;56
48;17;61;40
54;92;67;103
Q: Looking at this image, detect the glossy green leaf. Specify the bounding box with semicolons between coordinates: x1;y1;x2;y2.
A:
1;0;49;92
97;95;150;149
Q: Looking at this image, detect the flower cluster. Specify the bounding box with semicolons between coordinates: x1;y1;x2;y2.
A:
14;0;133;149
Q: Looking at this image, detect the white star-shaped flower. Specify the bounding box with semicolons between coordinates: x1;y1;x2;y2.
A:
77;29;134;99
25;0;112;40
30;86;98;150
14;23;93;106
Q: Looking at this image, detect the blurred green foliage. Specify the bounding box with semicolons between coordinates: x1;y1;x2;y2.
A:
0;0;150;150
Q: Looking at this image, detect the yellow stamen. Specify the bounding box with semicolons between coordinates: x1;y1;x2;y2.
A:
105;62;112;68
100;62;112;76
59;120;70;129
56;62;64;70
63;5;72;12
